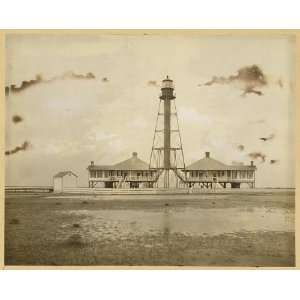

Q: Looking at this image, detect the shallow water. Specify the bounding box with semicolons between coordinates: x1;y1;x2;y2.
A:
5;191;295;266
57;205;294;243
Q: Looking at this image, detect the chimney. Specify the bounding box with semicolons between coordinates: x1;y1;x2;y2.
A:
205;152;210;158
250;161;254;166
132;152;138;157
91;161;94;166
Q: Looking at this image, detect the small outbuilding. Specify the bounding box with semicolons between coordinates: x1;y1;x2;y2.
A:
53;171;78;193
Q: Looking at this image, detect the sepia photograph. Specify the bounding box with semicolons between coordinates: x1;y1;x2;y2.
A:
3;31;296;267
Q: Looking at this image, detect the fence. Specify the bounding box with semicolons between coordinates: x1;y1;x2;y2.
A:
5;186;54;193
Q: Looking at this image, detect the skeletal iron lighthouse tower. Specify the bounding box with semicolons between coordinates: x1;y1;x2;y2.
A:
149;76;186;188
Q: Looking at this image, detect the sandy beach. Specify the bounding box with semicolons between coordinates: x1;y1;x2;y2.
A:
5;189;295;267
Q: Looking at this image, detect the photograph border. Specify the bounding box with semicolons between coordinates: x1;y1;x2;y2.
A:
0;29;299;270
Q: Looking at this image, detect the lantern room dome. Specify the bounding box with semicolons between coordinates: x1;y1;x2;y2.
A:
161;75;174;89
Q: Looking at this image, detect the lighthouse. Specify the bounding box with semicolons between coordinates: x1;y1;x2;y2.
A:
149;76;186;188
160;76;175;170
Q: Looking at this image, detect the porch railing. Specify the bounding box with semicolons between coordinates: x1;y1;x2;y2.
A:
89;176;157;182
186;176;254;182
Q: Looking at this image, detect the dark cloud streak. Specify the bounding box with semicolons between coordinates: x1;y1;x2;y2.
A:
259;133;275;142
12;115;23;124
5;71;96;95
248;152;266;163
199;65;268;96
237;144;244;151
6;75;43;95
5;141;30;156
148;80;159;87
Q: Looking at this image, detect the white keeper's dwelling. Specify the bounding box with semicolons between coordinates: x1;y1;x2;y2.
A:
183;152;256;188
53;171;78;192
87;152;160;188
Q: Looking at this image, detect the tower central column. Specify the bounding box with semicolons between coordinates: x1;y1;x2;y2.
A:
164;97;171;170
160;76;175;188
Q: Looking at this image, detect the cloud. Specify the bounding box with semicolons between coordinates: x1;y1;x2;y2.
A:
248;151;266;163
5;141;30;156
147;80;159;87
6;74;43;95
12;115;23;124
237;144;244;151
270;159;279;164
259;133;275;142
241;88;263;97
199;65;268;96
59;71;95;80
5;71;96;95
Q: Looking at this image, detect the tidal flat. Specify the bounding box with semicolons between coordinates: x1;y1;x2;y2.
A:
5;190;295;267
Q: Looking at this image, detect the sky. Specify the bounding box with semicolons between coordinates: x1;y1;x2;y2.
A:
5;33;296;187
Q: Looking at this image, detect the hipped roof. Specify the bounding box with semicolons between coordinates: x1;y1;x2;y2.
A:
186;157;228;171
186;155;256;171
88;152;149;171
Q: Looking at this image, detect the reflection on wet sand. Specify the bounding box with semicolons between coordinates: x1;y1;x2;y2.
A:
5;191;295;266
57;205;294;244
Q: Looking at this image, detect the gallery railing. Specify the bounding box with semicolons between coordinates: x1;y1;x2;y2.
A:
186;176;254;182
89;175;158;182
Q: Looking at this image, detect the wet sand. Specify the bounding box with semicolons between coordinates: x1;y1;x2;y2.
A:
5;190;295;267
